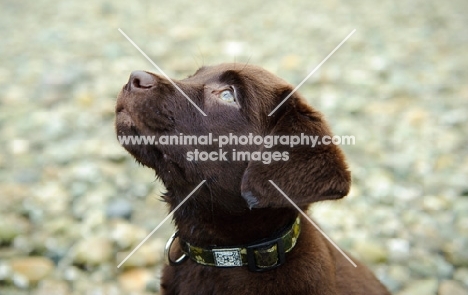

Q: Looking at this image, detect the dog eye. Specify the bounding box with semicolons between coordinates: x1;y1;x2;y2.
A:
219;89;235;102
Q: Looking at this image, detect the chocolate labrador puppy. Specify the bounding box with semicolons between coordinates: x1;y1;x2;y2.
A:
115;64;390;294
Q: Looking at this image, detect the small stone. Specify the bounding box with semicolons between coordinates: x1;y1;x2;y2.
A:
408;253;452;278
353;240;388;263
438;280;468;295
0;184;29;211
444;238;468;267
13;273;29;289
9;138;30;154
0;247;22;260
81;210;106;231
118;268;154;292
387;238;410;261
70;161;101;183
71;187;110;220
73;281;121;295
62;266;82;282
42;217;76;235
281;55;301;70
385;265;410;291
75;92;94;108
34;279;71;295
13;235;37;254
106;198;133;220
0;262;11;280
73;236;113;266
454;268;468;287
434;256;454;279
423;195;449;211
146;276;160;293
0;215;30;245
456;216;468;234
110;221;148;249
370;55;388;72
10;256;55;283
453;198;468;217
31;182;70;214
116;240;163;268
223;41;245;56
3;85;28;105
396;279;438;295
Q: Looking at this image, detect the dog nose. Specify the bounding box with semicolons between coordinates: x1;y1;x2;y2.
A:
126;71;156;91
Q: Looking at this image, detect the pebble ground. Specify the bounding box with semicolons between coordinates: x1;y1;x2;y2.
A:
1;0;467;294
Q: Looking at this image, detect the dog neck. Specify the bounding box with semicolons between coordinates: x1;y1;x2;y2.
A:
171;198;300;248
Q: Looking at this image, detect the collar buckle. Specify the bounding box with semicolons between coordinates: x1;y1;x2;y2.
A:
246;237;286;272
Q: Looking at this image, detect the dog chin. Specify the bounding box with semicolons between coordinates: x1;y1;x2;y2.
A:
129;146;161;170
115;108;137;130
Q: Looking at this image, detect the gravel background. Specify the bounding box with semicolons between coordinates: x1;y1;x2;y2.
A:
1;0;467;294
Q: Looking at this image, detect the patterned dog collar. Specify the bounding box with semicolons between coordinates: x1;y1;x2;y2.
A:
166;217;301;272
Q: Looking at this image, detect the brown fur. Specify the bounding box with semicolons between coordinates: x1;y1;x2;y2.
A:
115;64;391;294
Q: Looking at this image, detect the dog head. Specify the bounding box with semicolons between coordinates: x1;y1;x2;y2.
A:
115;63;350;212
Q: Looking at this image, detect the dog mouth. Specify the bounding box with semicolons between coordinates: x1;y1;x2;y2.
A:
115;101;137;131
116;87;174;131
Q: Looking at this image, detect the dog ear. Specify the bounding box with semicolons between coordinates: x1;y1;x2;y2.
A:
240;91;351;209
